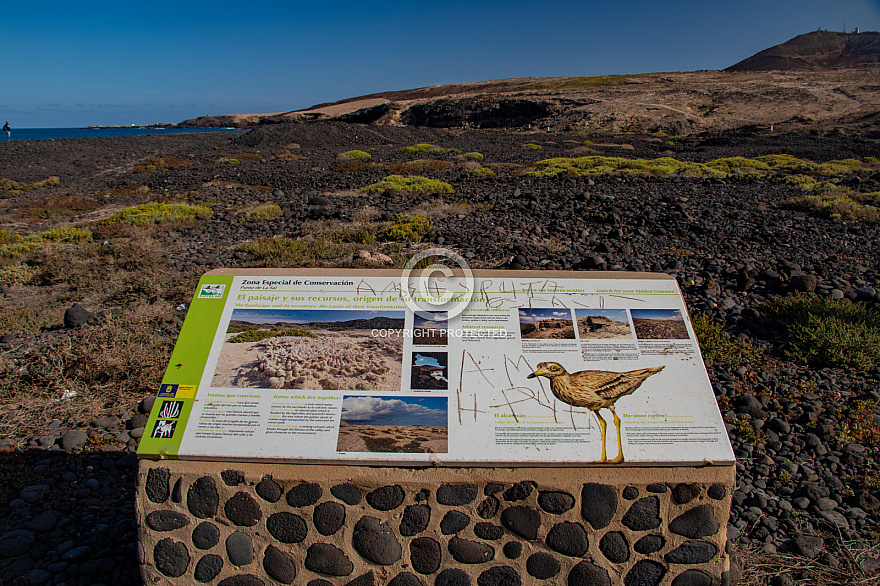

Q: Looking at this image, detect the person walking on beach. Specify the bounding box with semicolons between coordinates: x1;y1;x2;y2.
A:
2;122;9;141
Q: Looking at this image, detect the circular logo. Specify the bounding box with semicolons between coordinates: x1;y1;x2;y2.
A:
400;248;474;320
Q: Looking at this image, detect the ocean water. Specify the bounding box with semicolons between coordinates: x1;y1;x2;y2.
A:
0;127;245;141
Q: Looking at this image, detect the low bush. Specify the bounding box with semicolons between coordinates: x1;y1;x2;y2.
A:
462;152;484;160
235;236;359;266
133;156;192;172
0;227;93;261
238;204;282;223
104;202;213;226
361;175;454;195
470;167;496;178
1;176;60;199
399;144;448;154
692;314;761;366
783;193;878;223
378;214;431;242
339;150;371;159
229;327;316;343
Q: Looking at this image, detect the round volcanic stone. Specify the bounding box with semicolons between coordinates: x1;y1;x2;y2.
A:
621;497;661;531
314;501;345;535
389;572;426;586
671;569;713;586
194;554;223;583
218;576;265;586
599;531;630;563
665;541;718;564
474;522;504;540
146;467;170;503
707;484;727;500
352;516;402;565
546;521;588;557
267;512;308;544
568;561;610;586
624;560;666;586
187;476;219;519
366;485;405;511
485;484;504;496
401;504;431;536
153;537;190;578
478;566;520;586
646;484;667;493
477;496;500;519
448;537;494;564
581;483;617;530
347;571;375;586
171;478;183;503
672;483;701;505
286;483;322;507
304;543;353;576
146;510;190;532
192;522;220;550
256;476;282;503
221;470;245;486
331;483;362;505
410;537;441;575
441;511;471;535
435;568;471;586
308;581;333;586
503;482;534;502
437;484;478;506
538;491;574;514
634;534;665;554
669;505;720;539
527;552;560;579
503;541;523;560
500;506;541;540
622;486;639;500
226;531;254;567
263;545;296;584
225;491;262;526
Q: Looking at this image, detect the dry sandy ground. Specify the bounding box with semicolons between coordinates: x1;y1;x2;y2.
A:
632;318;690;340
577;316;634;339
335;422;448;453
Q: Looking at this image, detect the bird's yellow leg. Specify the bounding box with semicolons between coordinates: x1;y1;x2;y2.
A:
608;406;625;464
593;411;608;463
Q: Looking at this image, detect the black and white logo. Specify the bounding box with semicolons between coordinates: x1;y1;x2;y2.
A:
157;400;184;419
151;419;177;439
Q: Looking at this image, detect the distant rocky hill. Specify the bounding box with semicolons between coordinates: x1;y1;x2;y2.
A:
726;30;880;72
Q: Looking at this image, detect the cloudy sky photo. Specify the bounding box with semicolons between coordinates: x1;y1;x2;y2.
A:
340;396;448;427
518;308;573;323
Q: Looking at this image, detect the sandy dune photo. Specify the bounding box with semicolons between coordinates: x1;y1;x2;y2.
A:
336;396;448;453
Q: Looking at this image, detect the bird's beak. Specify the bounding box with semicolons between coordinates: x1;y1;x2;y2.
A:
528;370;548;379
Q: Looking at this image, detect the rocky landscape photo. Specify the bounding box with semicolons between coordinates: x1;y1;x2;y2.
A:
336;396;448;453
631;309;691;340
518;309;576;340
576;309;634;340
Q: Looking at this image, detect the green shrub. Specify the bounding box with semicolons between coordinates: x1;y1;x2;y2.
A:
0;227;93;261
235;236;358;266
378;214;431;242
523;143;543;150
470;167;496;178
1;176;60;199
462;152;484;160
361;175;454;195
692;314;761;366
399;144;448;154
133;156;192;172
229;327;317;343
239;204;282;223
340;150;371;159
104;202;213;226
783;193;878;223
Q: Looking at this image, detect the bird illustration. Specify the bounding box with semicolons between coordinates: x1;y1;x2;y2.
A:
527;362;665;463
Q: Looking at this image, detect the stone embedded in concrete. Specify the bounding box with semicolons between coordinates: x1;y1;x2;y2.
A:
673;483;701;505
568;560;610;586
346;571;375;586
526;552;560;579
286;483;322;508
537;491;574;514
192;521;220;550
145;467;170;503
448;537;494;564
502;481;534;502
581;483;617;530
256;476;282;503
267;512;308;544
314;501;346;536
625;560;666;586
308;580;334;586
622;496;661;531
305;543;353;576
410;537;441;575
671;569;713;586
146;510;190;532
153;537;190;578
622;486;639;500
226;531;254;567
707;484;727;500
331;483;363;505
477;496;500;519
263;545;296;584
441;511;471;535
366;485;405;511
545;521;588;557
484;484;504;496
194;553;223;583
473;522;504;540
171;478;183;503
187;476;219;519
634;534;665;554
437;484;478;506
500;506;541;540
435;568;471;586
477;565;520;586
646;483;668;493
218;576;265;586
225;491;262;527
669;505;720;539
221;470;245;486
599;531;630;563
665;541;718;564
415;489;430;502
388;571;425;586
502;541;522;560
400;504;431;536
352;516;402;566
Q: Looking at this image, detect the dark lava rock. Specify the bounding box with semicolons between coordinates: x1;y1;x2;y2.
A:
581;483;617;529
546;521;588;557
314;501;346;535
665;541;717;564
622;496;661;531
153;537;190;578
672;483;701;504
503;541;523;559
256;476;282;503
347;571;375;586
194;554;223;583
267;512;308;544
0;529;34;557
502;481;534;501
599;531;630;563
352;516;402;565
707;485;727;500
478;566;521;586
263;545;296;584
500;505;541;540
410;537;441;575
435;568;471;586
286;482;322;507
400;504;431;536
441;511;471;535
145;467;170;503
171;478;183;503
146;510;190;532
437;484;478;505
669;505;720;538
221;469;245;486
624;560;666;586
187;476;219;519
477;496;500;519
791;535;824;559
218;576;265;586
538;491;575;514
331;482;362;505
389;572;425;586
366;485;405;511
305;543;353;576
308;581;334;586
64;304;96;328
527;552;561;579
192;521;220;550
671;569;713;586
646;483;667;493
225;491;262;526
484;484;504;496
474;522;504;540
448;537;494;564
568;561;610;586
634;534;665;554
226;531;254;567
623;486;639;500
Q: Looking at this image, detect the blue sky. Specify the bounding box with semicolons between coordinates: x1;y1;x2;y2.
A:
2;1;878;127
340;396;448;426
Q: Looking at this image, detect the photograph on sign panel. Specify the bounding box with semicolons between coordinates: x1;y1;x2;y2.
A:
412;311;448;346
630;309;690;340
574;308;634;340
336;396;448;453
518;308;576;339
410;352;449;390
210;309;405;391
